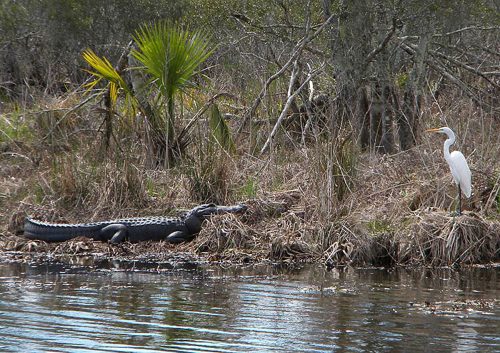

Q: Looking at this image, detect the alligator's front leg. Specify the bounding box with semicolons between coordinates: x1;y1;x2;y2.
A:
166;231;195;244
100;224;128;244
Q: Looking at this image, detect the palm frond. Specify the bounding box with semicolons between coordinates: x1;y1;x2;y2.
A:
132;22;213;101
82;49;129;90
82;48;136;111
209;103;236;154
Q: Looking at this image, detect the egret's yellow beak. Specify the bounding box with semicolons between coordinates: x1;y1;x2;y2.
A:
426;128;441;132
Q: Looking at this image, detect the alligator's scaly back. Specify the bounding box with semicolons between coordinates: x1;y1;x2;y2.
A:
23;216;186;242
23;218;107;242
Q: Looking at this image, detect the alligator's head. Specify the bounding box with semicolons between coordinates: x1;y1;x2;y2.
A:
184;203;247;234
186;203;247;219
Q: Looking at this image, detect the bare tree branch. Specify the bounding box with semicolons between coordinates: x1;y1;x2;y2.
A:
260;62;323;155
365;19;398;64
236;13;335;137
400;42;497;111
405;42;500;89
433;25;500;37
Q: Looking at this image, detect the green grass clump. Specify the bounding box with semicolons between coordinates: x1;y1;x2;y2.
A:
240;177;257;198
0;111;34;143
366;219;392;234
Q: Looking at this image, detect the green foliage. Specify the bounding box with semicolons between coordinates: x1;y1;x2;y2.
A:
185;105;234;203
82;49;133;107
0;112;33;143
0;0;187;95
83;50;128;91
144;176;168;198
395;72;409;89
240;177;257;198
0;0;27;32
33;185;46;205
145;177;156;197
81;21;213;166
185;151;230;204
367;220;392;234
333;139;357;202
209;103;236;154
131;21;213;165
132;22;213;102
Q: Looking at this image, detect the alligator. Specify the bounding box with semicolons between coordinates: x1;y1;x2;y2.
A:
23;204;247;244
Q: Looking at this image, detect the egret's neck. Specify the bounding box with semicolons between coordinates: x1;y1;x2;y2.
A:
443;136;455;162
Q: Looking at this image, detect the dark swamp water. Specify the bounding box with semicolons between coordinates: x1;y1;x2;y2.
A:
0;259;498;353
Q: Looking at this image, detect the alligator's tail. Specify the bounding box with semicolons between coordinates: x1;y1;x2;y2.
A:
23;218;100;242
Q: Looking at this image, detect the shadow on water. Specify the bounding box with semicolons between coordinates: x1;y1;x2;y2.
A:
0;260;498;352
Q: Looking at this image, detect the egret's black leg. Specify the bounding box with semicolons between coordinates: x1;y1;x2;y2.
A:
457;184;462;216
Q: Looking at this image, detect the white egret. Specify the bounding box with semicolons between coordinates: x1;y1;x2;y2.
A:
426;127;471;215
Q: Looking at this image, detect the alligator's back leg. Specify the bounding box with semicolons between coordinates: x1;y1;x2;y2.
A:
166;231;195;244
100;224;128;244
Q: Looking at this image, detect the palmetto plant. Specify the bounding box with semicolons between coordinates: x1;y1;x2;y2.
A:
82;49;131;107
208;103;236;154
83;48;137;149
132;22;213;166
83;21;213;166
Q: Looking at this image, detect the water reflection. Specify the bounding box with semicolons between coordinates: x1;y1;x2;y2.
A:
0;261;498;352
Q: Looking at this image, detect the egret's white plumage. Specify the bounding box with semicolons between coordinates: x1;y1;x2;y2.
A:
449;150;471;198
427;126;472;215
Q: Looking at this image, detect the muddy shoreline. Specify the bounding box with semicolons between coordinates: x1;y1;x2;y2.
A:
2;194;499;268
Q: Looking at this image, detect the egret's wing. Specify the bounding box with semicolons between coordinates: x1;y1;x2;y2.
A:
450;151;472;197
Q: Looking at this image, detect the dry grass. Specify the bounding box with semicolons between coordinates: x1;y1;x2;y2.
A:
0;191;498;266
182;191;317;263
397;211;499;266
0;88;498;267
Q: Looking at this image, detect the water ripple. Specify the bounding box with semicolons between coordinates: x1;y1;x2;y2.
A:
0;263;498;352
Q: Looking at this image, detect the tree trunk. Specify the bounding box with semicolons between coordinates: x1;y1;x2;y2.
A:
399;89;420;150
398;32;430;150
369;83;383;152
329;0;377;147
356;86;370;149
379;84;394;153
